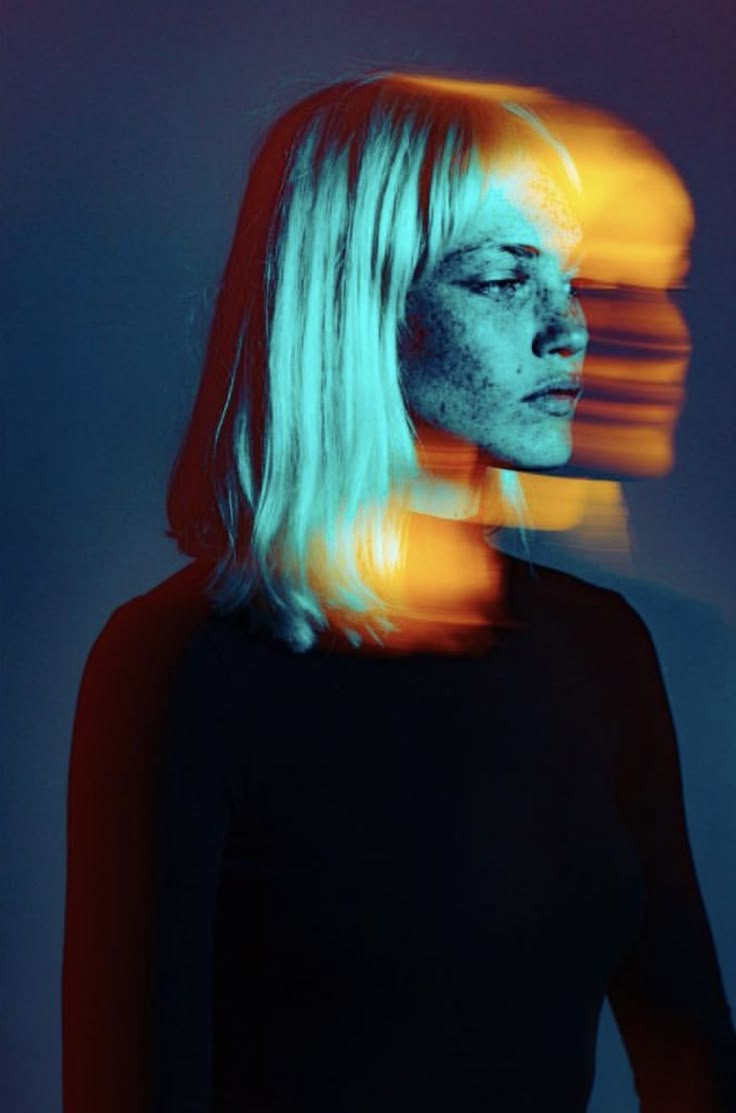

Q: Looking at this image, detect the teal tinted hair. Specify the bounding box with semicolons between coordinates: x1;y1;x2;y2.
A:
167;72;577;651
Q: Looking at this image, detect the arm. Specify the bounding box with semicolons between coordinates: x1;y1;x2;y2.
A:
63;608;159;1113
151;628;238;1113
606;598;736;1112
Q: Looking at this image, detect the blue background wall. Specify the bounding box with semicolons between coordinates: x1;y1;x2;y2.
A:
3;1;735;1109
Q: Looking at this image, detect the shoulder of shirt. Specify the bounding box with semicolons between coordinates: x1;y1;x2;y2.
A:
73;562;212;703
85;557;655;689
505;553;645;628
90;561;212;651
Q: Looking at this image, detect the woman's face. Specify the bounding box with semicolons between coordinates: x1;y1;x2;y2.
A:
400;175;588;470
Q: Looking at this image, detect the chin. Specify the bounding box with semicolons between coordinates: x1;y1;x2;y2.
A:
482;432;573;472
523;446;573;471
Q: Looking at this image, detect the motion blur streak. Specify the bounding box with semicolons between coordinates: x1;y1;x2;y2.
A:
548;96;693;480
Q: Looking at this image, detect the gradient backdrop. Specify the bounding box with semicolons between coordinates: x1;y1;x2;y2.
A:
3;1;735;1110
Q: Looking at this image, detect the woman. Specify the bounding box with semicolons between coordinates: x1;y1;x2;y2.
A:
74;73;736;1112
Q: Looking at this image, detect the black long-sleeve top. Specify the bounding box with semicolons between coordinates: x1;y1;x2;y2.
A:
150;557;736;1111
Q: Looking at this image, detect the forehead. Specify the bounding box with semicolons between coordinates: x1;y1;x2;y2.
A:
450;169;582;263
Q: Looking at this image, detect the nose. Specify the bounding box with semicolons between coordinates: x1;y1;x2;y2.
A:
532;296;588;360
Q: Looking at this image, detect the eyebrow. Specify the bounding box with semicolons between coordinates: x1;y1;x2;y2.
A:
443;242;541;265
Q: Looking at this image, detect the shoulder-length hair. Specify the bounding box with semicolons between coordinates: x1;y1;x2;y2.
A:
167;71;579;651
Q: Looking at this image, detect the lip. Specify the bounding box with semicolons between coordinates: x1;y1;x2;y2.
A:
522;375;583;403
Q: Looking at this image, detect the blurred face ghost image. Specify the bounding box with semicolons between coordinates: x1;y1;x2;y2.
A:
401;177;589;470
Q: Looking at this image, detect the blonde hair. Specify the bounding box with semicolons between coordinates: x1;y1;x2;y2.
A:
167;72;578;651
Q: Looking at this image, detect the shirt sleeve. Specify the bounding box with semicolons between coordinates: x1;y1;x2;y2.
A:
606;596;736;1112
151;628;240;1113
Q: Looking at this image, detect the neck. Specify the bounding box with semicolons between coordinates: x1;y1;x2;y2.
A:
408;419;517;529
316;422;515;654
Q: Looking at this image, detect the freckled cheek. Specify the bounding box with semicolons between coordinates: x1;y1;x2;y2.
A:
423;306;470;356
459;325;531;387
410;298;535;383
